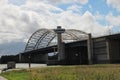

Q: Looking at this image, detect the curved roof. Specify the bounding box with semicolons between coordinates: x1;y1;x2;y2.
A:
24;29;88;52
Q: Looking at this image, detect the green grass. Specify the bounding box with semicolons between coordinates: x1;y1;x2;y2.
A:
1;64;120;80
0;69;30;80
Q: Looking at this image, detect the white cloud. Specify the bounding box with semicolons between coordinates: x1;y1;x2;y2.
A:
106;13;120;27
49;10;109;36
67;5;82;14
46;0;88;5
0;0;111;55
0;0;8;5
23;0;63;12
107;0;120;11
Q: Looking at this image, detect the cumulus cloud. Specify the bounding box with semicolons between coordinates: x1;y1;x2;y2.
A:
0;0;8;5
0;0;110;55
107;0;120;11
67;5;82;14
46;0;88;5
52;10;109;36
106;13;120;27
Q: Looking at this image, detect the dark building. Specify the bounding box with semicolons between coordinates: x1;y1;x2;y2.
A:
92;34;120;64
0;55;19;64
20;27;120;65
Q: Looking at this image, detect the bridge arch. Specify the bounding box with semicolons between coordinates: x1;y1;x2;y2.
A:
24;28;88;52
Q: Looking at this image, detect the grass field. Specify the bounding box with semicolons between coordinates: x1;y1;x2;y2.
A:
1;64;120;80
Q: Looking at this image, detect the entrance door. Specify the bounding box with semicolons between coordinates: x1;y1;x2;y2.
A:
66;46;88;65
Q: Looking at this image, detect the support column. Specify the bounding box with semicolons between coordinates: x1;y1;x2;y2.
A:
57;32;62;60
54;26;65;61
87;33;93;64
106;39;110;63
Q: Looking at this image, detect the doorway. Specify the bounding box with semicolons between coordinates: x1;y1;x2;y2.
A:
66;46;88;65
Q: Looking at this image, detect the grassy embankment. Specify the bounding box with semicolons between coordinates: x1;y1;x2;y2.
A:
1;64;120;80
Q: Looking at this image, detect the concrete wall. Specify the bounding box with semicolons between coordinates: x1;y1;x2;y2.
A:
93;37;109;64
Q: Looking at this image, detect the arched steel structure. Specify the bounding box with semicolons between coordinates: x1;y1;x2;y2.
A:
24;29;88;52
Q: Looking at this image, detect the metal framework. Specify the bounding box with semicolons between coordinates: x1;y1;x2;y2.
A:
24;29;88;52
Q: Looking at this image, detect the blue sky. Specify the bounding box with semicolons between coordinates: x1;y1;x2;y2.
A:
58;0;109;14
0;0;120;55
8;0;120;18
9;0;119;15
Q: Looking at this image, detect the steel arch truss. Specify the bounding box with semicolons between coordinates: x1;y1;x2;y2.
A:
25;29;88;52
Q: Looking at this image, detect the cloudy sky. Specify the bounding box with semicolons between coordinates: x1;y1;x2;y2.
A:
0;0;120;56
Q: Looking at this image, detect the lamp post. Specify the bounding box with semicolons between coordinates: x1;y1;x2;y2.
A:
19;53;22;63
28;54;31;68
53;47;56;56
54;26;65;61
